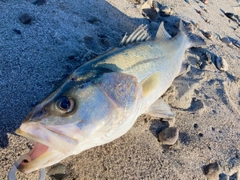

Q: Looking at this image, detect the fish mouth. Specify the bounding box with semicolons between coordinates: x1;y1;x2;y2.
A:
15;122;78;173
16;142;56;173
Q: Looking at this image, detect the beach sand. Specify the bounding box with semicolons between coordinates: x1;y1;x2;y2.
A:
0;0;240;179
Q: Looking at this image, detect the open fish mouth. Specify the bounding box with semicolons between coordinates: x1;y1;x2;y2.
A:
13;123;79;174
15;141;54;173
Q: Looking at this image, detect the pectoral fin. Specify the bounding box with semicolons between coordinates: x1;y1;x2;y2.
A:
141;72;161;97
145;98;175;118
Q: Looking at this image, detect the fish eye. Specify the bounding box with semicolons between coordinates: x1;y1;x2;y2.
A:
55;96;75;114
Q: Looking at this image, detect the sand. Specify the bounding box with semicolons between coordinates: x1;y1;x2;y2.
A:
0;0;240;179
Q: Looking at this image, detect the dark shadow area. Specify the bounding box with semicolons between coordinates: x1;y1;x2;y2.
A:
179;132;192;145
47;163;70;180
227;147;240;169
188;47;216;70
187;98;204;111
230;172;239;180
0;0;150;148
219;173;229;180
228;36;240;49
202;161;220;178
149;119;169;138
207;78;232;106
188;46;239;86
220;8;240;25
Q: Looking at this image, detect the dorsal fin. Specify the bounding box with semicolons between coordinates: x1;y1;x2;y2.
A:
156;22;172;41
120;24;151;46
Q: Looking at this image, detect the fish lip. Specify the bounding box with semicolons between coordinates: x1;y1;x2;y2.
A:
14;140;54;173
16;147;50;173
15;122;79;154
16;148;61;174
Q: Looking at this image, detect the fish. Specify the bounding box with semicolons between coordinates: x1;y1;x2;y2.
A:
13;20;205;175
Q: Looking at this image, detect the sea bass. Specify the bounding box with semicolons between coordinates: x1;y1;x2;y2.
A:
13;20;205;174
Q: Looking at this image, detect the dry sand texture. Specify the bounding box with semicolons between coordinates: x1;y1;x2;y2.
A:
0;0;240;179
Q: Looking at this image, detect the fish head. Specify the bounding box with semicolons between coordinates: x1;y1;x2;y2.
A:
15;73;96;173
15;70;141;173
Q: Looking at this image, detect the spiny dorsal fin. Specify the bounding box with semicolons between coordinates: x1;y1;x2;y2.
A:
145;98;175;118
120;24;151;46
141;72;161;97
156;22;172;41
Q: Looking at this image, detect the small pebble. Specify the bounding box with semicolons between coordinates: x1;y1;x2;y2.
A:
224;12;234;19
196;9;202;15
19;13;32;24
47;163;68;179
220;36;232;45
141;0;159;21
215;56;229;71
219;173;229;180
160;5;172;15
201;0;208;4
203;8;208;13
203;162;220;180
205;18;210;23
158;127;179;145
224;12;240;23
203;31;212;39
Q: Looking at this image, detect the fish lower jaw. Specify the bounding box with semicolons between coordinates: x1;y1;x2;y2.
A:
15;124;79;173
17;146;64;174
17;142;50;173
17;141;68;174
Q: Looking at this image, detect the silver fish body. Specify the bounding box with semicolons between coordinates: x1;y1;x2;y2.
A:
15;20;205;173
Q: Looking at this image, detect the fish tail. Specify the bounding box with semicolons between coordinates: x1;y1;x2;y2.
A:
179;20;206;47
